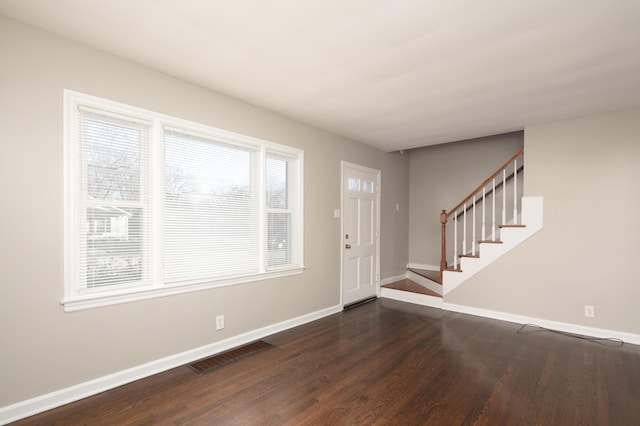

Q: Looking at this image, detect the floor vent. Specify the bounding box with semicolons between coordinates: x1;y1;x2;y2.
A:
189;340;274;374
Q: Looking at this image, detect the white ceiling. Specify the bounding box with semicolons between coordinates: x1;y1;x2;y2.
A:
2;0;640;151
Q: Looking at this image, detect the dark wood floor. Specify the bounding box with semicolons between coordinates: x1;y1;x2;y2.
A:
13;299;640;425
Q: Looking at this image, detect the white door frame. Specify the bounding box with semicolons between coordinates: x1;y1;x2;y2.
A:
340;161;381;306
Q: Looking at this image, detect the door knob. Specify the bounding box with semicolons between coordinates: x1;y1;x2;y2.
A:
345;244;351;249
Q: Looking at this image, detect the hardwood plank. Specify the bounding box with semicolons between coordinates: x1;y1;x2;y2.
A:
12;299;640;425
408;268;442;284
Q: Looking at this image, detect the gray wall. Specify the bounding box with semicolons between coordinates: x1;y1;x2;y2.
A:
447;107;640;334
408;132;524;265
0;17;409;407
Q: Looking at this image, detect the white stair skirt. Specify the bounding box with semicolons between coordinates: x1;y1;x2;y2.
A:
407;270;443;296
442;196;543;295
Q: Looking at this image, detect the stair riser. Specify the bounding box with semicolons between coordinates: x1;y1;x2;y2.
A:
380;287;443;308
407;270;443;296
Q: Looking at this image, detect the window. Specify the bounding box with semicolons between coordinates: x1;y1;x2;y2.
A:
348;177;360;191
163;130;260;283
266;154;300;268
64;91;304;311
363;180;374;194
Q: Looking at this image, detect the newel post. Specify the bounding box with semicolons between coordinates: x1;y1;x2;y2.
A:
440;209;448;281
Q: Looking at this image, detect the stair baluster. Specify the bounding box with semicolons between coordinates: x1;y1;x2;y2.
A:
502;169;507;226
472;195;476;256
513;158;518;224
492;177;496;240
453;211;458;270
462;203;467;261
482;187;486;241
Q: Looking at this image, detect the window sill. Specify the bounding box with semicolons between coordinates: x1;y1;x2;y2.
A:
61;267;305;312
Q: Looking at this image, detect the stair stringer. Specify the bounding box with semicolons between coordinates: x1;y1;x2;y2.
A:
407;270;443;295
442;196;543;295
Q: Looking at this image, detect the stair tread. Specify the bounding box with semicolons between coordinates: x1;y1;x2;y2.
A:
478;240;503;244
499;224;526;228
383;279;442;298
407;268;442;285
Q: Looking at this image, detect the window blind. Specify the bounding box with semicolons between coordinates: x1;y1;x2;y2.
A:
163;130;260;283
76;109;152;290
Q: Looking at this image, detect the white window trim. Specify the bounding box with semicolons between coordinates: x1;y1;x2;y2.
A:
63;90;305;312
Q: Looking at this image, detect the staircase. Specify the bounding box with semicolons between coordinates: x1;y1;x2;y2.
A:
382;148;544;307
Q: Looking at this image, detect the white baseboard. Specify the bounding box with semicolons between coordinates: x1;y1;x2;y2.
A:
442;302;640;346
382;285;640;346
381;272;408;286
0;304;343;425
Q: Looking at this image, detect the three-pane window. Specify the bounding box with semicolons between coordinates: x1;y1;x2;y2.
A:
64;91;303;311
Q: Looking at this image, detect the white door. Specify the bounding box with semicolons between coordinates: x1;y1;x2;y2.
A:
341;162;380;306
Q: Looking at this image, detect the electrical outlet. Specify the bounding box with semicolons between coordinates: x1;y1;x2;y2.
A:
216;315;225;330
584;305;595;318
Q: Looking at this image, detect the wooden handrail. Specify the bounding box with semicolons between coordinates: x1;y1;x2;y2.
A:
451;165;524;221
444;147;524;220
